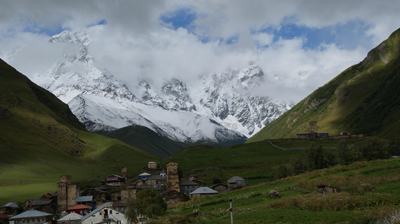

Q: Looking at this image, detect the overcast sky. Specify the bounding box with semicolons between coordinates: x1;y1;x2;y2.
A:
0;0;399;103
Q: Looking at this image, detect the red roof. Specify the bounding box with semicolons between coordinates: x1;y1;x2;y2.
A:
67;204;92;211
0;214;10;219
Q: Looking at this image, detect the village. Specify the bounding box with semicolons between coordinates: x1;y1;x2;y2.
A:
0;161;248;224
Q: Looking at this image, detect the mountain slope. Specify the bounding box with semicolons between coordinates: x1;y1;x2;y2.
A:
0;58;159;205
105;125;189;158
248;28;400;142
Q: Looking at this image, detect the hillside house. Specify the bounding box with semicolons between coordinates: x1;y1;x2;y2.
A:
146;175;167;187
9;210;53;224
148;161;157;169
209;183;228;193
0;203;18;216
67;204;91;216
23;199;55;214
57;213;82;224
162;191;188;206
75;196;93;207
189;187;218;199
227;176;246;187
80;205;127;224
105;175;126;186
297;121;329;139
138;173;152;180
180;180;201;195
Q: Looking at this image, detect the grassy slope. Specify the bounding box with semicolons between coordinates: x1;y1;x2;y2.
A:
248;28;400;142
0;59;159;205
162;158;400;224
105;125;189;158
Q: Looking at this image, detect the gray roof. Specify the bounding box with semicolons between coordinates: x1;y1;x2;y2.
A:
2;202;18;208
76;196;93;203
147;175;166;180
227;176;245;183
10;210;52;219
57;213;83;221
180;180;199;186
190;187;219;195
81;205;105;221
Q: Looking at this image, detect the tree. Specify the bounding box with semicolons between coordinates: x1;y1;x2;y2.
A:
275;165;290;179
125;196;137;224
212;177;222;184
304;143;336;171
360;137;388;161
129;189;167;220
337;139;352;165
289;158;306;175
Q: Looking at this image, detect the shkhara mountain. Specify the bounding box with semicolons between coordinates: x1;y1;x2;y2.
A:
248;27;400;142
4;30;291;148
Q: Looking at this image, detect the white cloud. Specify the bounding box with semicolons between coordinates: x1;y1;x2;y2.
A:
0;0;399;103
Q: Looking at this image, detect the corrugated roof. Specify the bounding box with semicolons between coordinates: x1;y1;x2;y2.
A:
81;205;105;221
227;176;245;183
76;196;93;203
2;202;18;208
58;213;83;221
28;199;52;206
147;175;166;180
10;210;52;219
190;187;218;195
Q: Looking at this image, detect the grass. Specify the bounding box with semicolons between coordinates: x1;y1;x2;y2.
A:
157;158;400;223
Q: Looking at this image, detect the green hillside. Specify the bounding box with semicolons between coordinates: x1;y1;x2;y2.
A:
248;28;400;142
159;157;400;224
0;59;159;205
105;125;189;158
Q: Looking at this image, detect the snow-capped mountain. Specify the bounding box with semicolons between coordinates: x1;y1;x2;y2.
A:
7;30;291;144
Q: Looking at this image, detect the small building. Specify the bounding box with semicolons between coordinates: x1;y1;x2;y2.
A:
189;187;218;199
340;131;350;136
297;132;329;139
75;196;93;207
23;199;55;214
148;162;157;169
146;175;167;187
227;176;246;188
180;180;201;195
159;170;166;177
57;212;82;224
209;183;228;193
138;173;152;180
0;203;18;216
9;210;53;224
105;175;126;186
81;205;127;224
109;191;121;202
67;204;91;216
110;202;126;213
162;191;188;206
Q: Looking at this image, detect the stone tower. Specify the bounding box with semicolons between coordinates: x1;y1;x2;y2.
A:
121;167;127;179
309;121;317;133
57;175;77;213
166;162;180;192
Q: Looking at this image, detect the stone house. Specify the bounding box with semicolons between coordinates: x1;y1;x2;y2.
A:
9;210;53;224
180;180;201;195
23;199;55;214
161;191;188;206
0;214;9;224
0;203;18;216
105;175;126;187
146;175;167;187
227;176;246;187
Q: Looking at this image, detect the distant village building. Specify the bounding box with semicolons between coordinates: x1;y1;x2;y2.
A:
66;204;91;216
297;121;329;139
340;131;350;136
166;162;180;192
146;175;167;187
0;202;18;216
121;189;137;204
23;199;55;214
57;212;82;224
0;214;10;224
180;180;201;195
80;205;127;224
105;175;126;186
110;202;126;213
227;176;246;188
75;196;93;207
57;175;77;213
189;187;218;198
9;210;53;224
148;161;157;169
209;183;228;193
138;173;152;180
159;170;166;177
